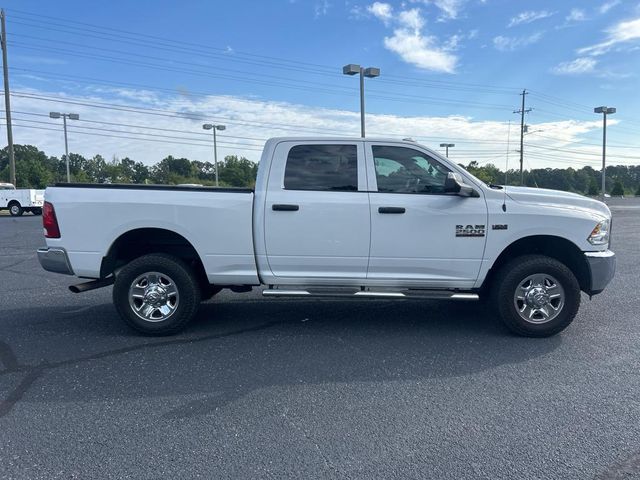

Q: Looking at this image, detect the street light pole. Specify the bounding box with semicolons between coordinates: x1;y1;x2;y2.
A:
63;114;70;182
594;106;616;198
203;123;226;186
50;112;79;182
342;64;380;138
439;143;455;158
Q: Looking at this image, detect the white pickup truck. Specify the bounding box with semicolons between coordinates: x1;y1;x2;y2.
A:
0;183;45;216
37;137;615;337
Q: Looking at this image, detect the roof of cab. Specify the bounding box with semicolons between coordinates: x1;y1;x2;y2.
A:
264;136;421;144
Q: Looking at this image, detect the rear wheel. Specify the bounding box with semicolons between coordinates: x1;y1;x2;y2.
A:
9;202;23;217
492;255;581;337
113;253;201;335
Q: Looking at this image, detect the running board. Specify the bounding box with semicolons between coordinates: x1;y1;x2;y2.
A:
262;288;478;301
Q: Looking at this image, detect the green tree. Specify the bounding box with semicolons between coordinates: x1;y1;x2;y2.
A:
611;180;624;196
152;156;194;184
587;177;599;196
636;184;640;196
0;144;56;187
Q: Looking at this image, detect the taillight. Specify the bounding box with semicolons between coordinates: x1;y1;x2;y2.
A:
43;201;61;238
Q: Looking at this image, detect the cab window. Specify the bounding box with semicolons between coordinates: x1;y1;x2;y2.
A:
372;146;451;194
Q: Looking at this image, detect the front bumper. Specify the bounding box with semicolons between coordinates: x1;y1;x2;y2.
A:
37;247;74;275
585;250;616;295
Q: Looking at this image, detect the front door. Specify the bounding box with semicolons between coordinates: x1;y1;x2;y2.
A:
365;143;488;288
263;141;370;281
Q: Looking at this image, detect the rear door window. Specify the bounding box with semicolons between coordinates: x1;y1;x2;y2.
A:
284;144;358;191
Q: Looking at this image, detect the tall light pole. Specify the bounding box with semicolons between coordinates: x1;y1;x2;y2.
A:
594;106;616;198
203;123;226;186
342;64;380;138
440;143;455;158
49;112;79;182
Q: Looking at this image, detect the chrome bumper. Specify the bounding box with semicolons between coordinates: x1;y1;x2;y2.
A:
585;250;616;295
37;247;74;275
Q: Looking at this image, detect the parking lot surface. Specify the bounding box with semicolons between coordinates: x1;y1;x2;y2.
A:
1;199;639;479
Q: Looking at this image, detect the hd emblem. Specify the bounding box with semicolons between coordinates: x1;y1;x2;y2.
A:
456;224;486;237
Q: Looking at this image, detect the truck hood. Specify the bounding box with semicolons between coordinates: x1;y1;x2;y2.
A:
505;186;610;219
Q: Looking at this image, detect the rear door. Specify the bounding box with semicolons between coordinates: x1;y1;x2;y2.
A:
263;141;370;281
365;142;488;288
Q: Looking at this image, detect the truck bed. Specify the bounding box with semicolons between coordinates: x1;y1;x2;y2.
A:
45;183;259;284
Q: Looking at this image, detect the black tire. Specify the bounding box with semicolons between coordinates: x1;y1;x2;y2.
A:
492;254;581;337
113;253;201;335
32;207;43;215
8;202;23;217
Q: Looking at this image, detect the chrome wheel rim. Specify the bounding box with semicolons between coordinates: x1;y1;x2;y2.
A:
128;271;179;322
10;205;19;215
514;273;565;324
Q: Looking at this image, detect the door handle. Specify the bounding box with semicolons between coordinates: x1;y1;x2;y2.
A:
272;204;299;211
378;207;405;214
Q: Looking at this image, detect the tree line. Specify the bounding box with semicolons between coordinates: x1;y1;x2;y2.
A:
464;161;640;196
1;144;639;196
0;144;258;188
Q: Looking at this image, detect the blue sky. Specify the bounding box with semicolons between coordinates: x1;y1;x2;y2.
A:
2;0;639;167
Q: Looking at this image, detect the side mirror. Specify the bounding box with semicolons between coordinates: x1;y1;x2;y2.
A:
444;172;479;197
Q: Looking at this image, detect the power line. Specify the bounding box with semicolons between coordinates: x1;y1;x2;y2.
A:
6;8;520;95
3;122;265;151
8;41;514;112
7;116;264;147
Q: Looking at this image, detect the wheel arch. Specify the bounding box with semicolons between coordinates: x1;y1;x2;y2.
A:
100;227;208;288
482;235;591;293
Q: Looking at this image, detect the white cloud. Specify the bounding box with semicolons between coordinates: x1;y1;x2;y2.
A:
552;57;597;75
493;32;543;51
368;3;458;73
7;85;622;169
398;8;425;30
384;29;458;72
430;0;466;20
409;0;468;20
599;0;620;14
566;9;587;23
508;10;555;27
578;17;640;55
367;1;393;23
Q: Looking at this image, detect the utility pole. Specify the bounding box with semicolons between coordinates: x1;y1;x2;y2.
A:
513;89;531;186
0;9;15;186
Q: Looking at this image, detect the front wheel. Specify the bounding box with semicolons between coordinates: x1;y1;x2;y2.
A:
492;255;581;337
9;203;23;216
113;253;201;335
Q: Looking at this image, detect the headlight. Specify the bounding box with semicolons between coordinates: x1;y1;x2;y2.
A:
587;219;610;245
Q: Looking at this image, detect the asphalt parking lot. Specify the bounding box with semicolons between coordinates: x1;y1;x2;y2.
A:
1;200;639;479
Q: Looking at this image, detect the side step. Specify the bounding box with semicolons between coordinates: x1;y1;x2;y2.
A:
262;288;478;301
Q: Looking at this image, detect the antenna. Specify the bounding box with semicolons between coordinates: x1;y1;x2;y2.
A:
503;120;511;212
